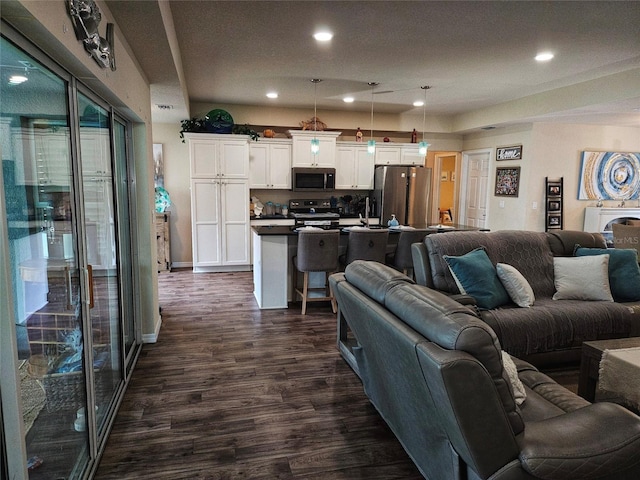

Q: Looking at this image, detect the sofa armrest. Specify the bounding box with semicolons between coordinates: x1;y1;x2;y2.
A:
519;402;640;479
411;242;432;287
448;293;477;306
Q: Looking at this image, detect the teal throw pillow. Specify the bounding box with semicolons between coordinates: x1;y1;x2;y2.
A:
444;248;510;309
575;247;640;302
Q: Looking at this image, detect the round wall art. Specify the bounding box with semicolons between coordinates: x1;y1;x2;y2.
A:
578;151;640;200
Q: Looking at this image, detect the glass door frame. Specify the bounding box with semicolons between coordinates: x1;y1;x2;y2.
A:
1;21;143;479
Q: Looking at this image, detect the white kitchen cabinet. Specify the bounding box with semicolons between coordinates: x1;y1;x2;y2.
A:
335;143;374;189
400;146;425;166
249;139;292;189
289;130;341;167
373;144;425;166
185;133;251;272
374;145;401;165
188;133;249;179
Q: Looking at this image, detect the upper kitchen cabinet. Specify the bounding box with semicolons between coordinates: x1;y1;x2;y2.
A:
374;144;425;166
249;139;292;189
289;130;341;168
400;146;426;166
187;133;250;179
335;142;374;190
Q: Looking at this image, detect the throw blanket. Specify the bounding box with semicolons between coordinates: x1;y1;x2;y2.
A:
599;346;640;409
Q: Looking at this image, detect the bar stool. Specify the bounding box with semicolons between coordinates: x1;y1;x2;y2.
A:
293;229;340;314
340;228;389;267
386;229;430;278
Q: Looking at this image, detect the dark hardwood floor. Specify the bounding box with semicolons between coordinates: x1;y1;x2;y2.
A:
94;270;423;479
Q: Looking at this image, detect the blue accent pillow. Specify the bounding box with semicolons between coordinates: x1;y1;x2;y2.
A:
444;247;510;309
575;247;640;302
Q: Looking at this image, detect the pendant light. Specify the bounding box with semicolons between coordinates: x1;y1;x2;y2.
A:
310;79;322;154
367;82;378;155
418;85;431;156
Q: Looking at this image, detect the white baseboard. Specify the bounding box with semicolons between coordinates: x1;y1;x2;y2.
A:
169;261;192;269
142;312;162;343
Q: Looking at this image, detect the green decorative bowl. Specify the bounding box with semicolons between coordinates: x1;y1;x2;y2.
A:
204;109;234;134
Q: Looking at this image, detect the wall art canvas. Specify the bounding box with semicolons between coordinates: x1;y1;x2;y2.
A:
578;151;640;200
495;167;520;197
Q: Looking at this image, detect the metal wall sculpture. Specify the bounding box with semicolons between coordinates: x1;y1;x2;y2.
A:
578;151;640;200
67;0;116;71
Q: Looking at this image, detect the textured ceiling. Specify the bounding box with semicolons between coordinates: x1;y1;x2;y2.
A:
106;0;640;131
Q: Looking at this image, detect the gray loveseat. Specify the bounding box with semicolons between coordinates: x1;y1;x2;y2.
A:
411;230;640;366
330;261;640;480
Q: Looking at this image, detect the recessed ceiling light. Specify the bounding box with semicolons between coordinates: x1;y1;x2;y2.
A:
313;31;333;42
535;52;554;62
413;100;424;107
343;96;354;103
9;75;28;85
266;92;278;99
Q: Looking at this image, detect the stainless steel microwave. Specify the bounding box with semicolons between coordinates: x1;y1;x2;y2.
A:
292;167;336;192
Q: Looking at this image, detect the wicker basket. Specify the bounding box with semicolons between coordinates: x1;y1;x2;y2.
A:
43;353;110;412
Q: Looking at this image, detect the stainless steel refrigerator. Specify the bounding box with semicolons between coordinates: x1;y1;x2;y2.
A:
373;166;432;227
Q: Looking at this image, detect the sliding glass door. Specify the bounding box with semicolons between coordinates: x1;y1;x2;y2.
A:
1;30;138;479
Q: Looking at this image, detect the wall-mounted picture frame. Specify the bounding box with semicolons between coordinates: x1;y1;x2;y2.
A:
548;200;561;211
496;145;523;161
547;214;561;227
547;184;561;196
494;167;520;197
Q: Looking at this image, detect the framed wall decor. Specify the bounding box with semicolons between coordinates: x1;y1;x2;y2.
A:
494;167;520;197
496;145;522;161
545;177;564;231
578;151;640;200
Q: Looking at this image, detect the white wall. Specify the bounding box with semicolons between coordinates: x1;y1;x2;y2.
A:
463;123;640;232
531;123;640;231
152;122;192;267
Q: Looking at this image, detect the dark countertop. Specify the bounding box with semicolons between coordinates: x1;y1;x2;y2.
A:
252;224;488;236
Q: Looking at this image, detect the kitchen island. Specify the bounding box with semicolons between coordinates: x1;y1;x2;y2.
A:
251;223;486;309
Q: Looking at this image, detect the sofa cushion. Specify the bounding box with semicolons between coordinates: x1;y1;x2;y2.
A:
575;247;640;302
552;255;613;301
497;263;535;307
444;248;510;309
481;298;634;359
546;230;607;256
425;230;556;298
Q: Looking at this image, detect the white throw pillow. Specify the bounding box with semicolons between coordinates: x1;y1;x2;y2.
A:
501;351;526;405
552;255;614;301
496;263;535;307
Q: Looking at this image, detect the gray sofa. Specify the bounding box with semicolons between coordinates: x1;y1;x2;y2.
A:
330;261;640;480
411;229;640;366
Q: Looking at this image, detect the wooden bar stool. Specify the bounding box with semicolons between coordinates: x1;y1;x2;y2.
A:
293;229;340;314
386;229;430;278
340;228;389;268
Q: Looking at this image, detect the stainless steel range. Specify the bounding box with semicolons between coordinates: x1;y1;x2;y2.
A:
289;199;340;228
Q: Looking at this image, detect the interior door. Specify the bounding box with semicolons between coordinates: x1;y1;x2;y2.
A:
462;150;490;228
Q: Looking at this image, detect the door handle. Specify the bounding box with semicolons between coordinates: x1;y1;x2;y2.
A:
65;265;73;311
85;265;95;309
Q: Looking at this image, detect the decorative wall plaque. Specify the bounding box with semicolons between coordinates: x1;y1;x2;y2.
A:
67;0;116;71
496;145;523;161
